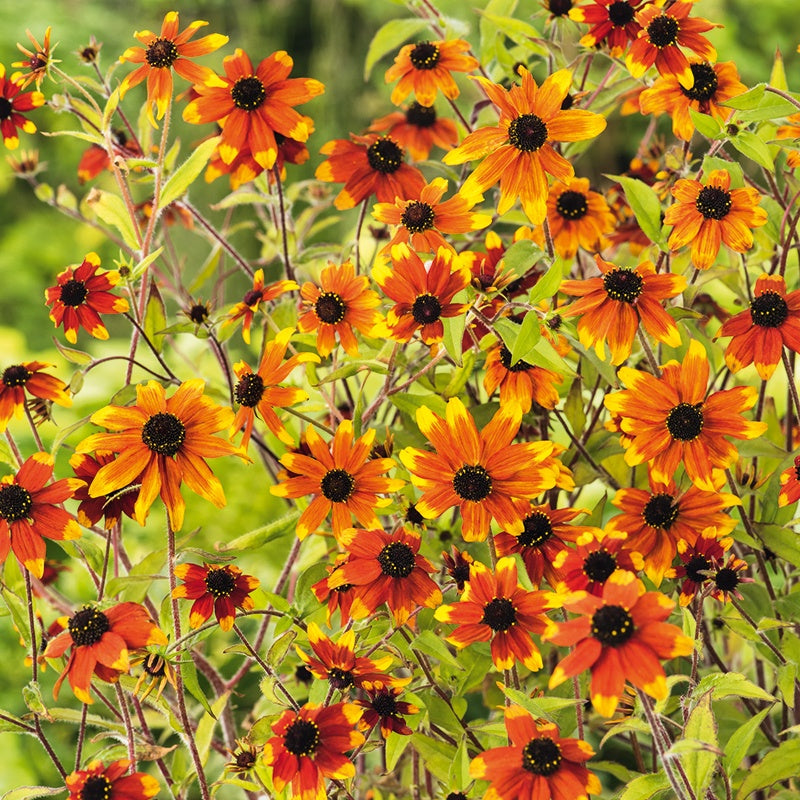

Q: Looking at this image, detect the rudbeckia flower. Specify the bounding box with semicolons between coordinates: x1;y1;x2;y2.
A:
120;11;229;126
668;527;732;605
717;274;800;380
76;379;244;531
604;340;768;491
356;686;418;738
0;63;44;149
545;177;615;258
443;68;606;225
0;361;71;432
779;455;800;507
65;759;159;800
385;39;478;106
13;27;57;90
45;601;168;704
664;168;768;269
0;452;82;578
368;102;458;161
312;555;356;626
222;270;297;345
569;0;645;56
69;451;140;530
545;570;694;716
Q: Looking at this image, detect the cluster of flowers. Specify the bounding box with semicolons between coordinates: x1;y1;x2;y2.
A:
2;2;800;799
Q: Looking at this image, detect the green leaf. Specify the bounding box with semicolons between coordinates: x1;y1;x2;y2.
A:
0;709;32;734
770;49;789;92
752;523;800;568
736;738;800;799
689;108;723;139
723;707;770;776
677;691;718;798
129;246;165;282
158;136;220;211
729;130;775;170
443;349;475;399
386;730;411;771
52;339;92;365
1;787;64;800
267;630;297;669
527;258;561;305
314;359;388;385
22;681;49;719
181;657;214;717
1;588;32;648
143;282;167;354
195;691;231;766
618;771;671;800
702;157;745;187
694;671;775;703
102;88;120;130
389;392;448;420
501;238;544;280
441;290;468;364
410;733;456;781
85;189;140;250
217;511;299;552
500;686;579;721
722;83;766;110
364;19;430;80
606;175;663;245
413;631;463;671
777;663;797;707
510;311;541;366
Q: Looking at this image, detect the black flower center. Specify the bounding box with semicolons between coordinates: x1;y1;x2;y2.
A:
401;201;436;233
378;542;416;578
371;691;398;716
328;667;354;689
235;750;257;770
320;468;356;502
685;555;711;583
555;190;589;220
204;567;236;598
231;75;267;111
0;97;12;121
522;737;562;775
518;511;554;547
445;794;468;800
367;137;404;174
81;775;113;800
314;291;347;324
412;293;442;325
409;42;440;70
145;37;179;69
666;402;704;441
142;653;167;677
188;303;209;324
714;567;740;592
141;412;186;456
695;186;732;220
508;113;549;152
243;289;262;307
235;373;266;408
68;606;111;647
591;604;635;646
608;1;635;26
406;102;437;127
283;718;320;756
603;268;643;303
751;291;788;328
2;364;32;387
499;345;532;373
582;550;617;583
59;279;88;307
481;597;517;632
647;14;680;48
642;493;680;529
0;484;33;522
681;63;719;103
452;465;492;501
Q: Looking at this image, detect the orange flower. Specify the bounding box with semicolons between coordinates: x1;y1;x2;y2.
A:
545;570;694;716
222;269;297;345
76;379;243;531
13;27;57;90
717;274;800;380
65;759;159;800
372;244;470;345
385;39;478;106
315;133;425;210
779;455;800;507
372;177;491;253
604;340;767;491
776;113;800;169
470;707;601;800
183;48;324;169
298;260;382;357
312;555;356;626
69;451;140;530
0;452;81;578
44;602;168;704
443;68;606;225
626;2;718;89
120;12;228;126
399;397;563;541
569;0;645;56
356;686;418;739
0;63;44;149
368;102;458;161
560;255;686;365
664;169;768;269
639;61;746;142
435;557;552;671
270;420;403;540
0;361;71;432
231;328;319;449
545;177;615;258
668;527;732;605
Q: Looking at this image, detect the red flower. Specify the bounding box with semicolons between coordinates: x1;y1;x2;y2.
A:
368;103;458;161
0;63;44;149
668;527;732;605
311;555;356;626
570;0;645;56
65;759;159;800
356;686;418;738
779;455;800;507
222;269;297;345
69;451;140;530
0;361;71;433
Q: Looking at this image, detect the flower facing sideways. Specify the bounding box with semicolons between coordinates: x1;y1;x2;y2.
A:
0;361;71;433
222;269;297;345
0;63;44;149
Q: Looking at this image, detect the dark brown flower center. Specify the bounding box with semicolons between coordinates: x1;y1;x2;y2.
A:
188;303;210;324
508;113;549;152
481;597;516;631
647;14;680;48
582;550;617;583
452;465;492;501
2;364;32;387
243;289;262;307
409;42;440;70
518;511;554;547
81;775;113;800
751;291;788;328
642;493;679;529
378;541;416;578
0;98;13;121
145;37;179;69
603;268;643;303
231;75;267;111
314;291;347;324
371;691;398;716
320;468;355;502
283;718;320;756
445;794;468;800
59;279;88;307
401;201;435;233
68;606;110;647
666;402;704;441
411;293;442;325
695;186;732;220
522;737;562;775
685;555;711;583
234;750;257;771
141;412;186;456
204;567;236;598
0;484;33;522
714;566;740;592
548;0;573;15
142;653;167;677
328;667;354;689
591;604;634;646
555;190;589;220
367;137;404;174
499;345;533;373
681;63;719;103
235;373;266;407
406;102;437;128
608;1;635;26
